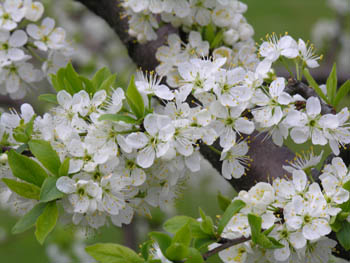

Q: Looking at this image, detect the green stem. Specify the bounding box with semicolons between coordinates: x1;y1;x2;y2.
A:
27;46;46;63
281;58;295;78
208;145;222;155
117;129;140;135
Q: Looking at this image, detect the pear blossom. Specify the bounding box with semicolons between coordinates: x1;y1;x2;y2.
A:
57;175;102;214
135;71;174;100
126;114;174;168
285;96;339;146
220;141;250;179
0;30;28;62
252;77;292;128
210;102;254;152
23;0;44;21
297;39;321;68
27;17;66;51
0;0;25;31
259;34;298;63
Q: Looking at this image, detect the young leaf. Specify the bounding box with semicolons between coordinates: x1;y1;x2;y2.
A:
186;248;204;263
35;201;59;244
79;76;95;94
140;240;153;260
99;74;116;92
334;80;350;108
65;63;83;92
126;75;145;119
15;143;29;154
163;216;194;234
92;67;112;89
204;23;216;43
210;29;224;49
326;63;337;104
199;208;215;236
303;69;330;104
59;158;70;177
148;232;172;256
8;150;47;187
247;214;262;243
217;192;232;212
166;243;189;261
217;199;245;235
86;243;144;263
256;235;284;249
38;94;58;104
2;178;40;200
28;140;61;176
337;221;350;251
40;177;65;203
194;237;215;250
50;74;63;92
172;223;192;247
12;202;47;234
98;114;138;124
343;180;350;192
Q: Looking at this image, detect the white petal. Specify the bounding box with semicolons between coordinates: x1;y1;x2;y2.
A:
126;132;148;149
306;97;321;117
56;176;75;194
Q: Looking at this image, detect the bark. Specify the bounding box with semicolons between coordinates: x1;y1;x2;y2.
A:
74;0;349;259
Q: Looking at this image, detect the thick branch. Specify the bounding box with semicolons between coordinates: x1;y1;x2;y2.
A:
75;0;178;71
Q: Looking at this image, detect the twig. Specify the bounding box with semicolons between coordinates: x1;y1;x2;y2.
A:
202;236;251;260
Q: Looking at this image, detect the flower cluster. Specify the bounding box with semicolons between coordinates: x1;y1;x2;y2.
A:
215;155;350;263
0;0;72;99
122;0;254;44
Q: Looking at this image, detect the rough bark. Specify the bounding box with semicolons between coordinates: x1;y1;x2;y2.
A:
74;0;350;259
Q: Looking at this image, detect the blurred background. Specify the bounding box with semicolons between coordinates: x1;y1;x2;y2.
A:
0;0;349;262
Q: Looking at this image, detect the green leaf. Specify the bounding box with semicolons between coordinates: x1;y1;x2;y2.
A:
304;69;330;104
59;158;70;177
256;235;284;249
248;214;262;244
8;150;47;187
28;140;61;176
38;94;58;104
99;74;116;92
194;237;215;250
343;180;350;192
199;208;215;236
336;221;350;251
65;63;83;92
148;232;172;256
186;248;204;263
163;216;194;233
126;75;145;119
12;202;47;234
16;143;29;154
40;177;65;203
210;29;224;49
166;243;189;261
326;63;337;104
140;240;153;260
92;67;112;89
35;201;58;244
2;178;40;200
217;192;232;212
86;243;144;263
172;223;192;247
50;74;63;92
340;199;350;213
25;117;35;138
98;114;138;124
334;80;350;108
203;23;216;44
217;199;245;235
80;76;95;94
